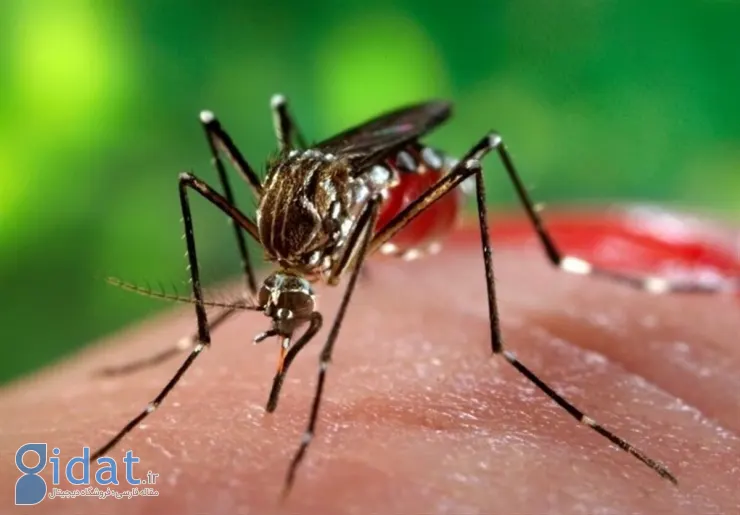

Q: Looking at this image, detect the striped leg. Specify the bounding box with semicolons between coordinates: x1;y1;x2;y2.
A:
97;308;240;377
270;93;308;151
282;198;382;497
371;138;678;485
90;173;261;461
98;111;266;377
483;133;735;295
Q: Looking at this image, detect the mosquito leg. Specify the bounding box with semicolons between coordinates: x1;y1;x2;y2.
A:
176;171;262;334
265;312;323;413
95;170;262;376
100;110;265;378
90;338;209;462
201;112;260;294
374;132;734;294
486;133;733;294
371;152;677;485
329;197;384;285
270;93;308;151
177;172;261;240
90;173;262;460
283;198;381;498
96;308;240;377
200;110;263;197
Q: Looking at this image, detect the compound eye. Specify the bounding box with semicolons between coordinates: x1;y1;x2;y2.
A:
257;284;271;308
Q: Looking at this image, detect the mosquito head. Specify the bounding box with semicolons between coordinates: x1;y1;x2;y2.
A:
256;271;316;336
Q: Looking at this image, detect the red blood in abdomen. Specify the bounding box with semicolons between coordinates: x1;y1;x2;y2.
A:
376;167;460;250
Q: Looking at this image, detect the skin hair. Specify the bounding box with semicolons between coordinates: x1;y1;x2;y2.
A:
0;211;738;514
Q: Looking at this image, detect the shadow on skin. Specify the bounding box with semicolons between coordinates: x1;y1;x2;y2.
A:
0;208;738;514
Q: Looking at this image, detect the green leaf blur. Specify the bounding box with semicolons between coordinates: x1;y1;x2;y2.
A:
0;1;738;383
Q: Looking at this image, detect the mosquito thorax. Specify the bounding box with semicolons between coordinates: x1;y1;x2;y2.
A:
257;272;316;335
256;148;399;277
256;149;354;273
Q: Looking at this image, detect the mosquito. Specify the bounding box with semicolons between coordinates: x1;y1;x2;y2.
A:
91;95;733;497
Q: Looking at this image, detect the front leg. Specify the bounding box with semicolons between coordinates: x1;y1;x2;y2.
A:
98;110;265;378
90;172;262;460
282;197;382;497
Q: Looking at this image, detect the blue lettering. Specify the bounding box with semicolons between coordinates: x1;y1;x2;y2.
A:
95;458;119;485
123;451;140;485
65;447;90;485
14;443;47;505
50;448;61;484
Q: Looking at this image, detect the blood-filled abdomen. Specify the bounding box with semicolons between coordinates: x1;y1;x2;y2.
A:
375;144;463;258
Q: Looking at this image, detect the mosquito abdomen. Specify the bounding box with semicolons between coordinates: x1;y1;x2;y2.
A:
375;144;461;259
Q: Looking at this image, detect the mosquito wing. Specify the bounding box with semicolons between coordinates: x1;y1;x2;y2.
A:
315;101;451;170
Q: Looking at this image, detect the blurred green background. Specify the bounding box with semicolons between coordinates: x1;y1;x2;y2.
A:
0;1;738;384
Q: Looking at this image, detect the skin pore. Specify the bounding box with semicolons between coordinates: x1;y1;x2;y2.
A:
0;207;738;514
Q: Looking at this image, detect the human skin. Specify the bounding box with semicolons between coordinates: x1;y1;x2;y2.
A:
0;207;738;514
